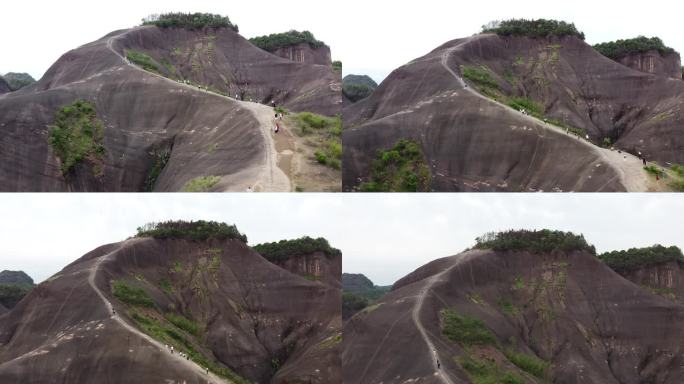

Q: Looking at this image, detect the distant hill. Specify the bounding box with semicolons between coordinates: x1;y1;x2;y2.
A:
0;270;35;310
342;273;390;319
2;72;36;91
342;74;377;103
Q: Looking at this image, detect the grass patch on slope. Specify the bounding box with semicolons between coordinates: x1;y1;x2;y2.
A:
504;349;549;378
359;139;431;192
48;100;106;176
287;111;342;170
126;50;160;73
112;280;155;307
182;175;221;192
441;309;497;346
459;355;525;384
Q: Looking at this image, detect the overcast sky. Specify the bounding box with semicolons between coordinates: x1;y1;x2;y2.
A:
0;194;682;286
3;1;683;83
0;0;343;80
339;0;684;83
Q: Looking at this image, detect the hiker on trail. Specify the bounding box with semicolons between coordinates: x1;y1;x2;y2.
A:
271;100;276;108
275;123;280;133
586;134;589;141
112;309;115;316
206;367;210;374
170;346;174;354
566;128;569;134
643;157;647;166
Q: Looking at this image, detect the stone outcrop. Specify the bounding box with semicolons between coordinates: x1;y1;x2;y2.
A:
616;50;682;79
273;43;332;66
270;251;341;288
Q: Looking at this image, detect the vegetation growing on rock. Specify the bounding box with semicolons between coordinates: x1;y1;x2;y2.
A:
48;100;105;176
474;229;596;254
359;139;431;192
249;30;324;52
112;280;155;307
252;236;341;261
135;220;248;243
593;36;676;59
441;309;497;346
482;19;586;40
142;13;238;32
288;111;341;170
598;245;683;273
182;175;221;192
126;50;160;74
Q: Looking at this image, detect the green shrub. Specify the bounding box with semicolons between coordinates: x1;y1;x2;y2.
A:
644;165;666;178
671;164;684;177
474;229;596;254
126;50;160;73
598;245;683;273
144;149;171;192
594;36;675;59
506;97;543;117
504;349;549;378
182;175;221;192
112;280;155;307
459;354;524;384
461;65;499;90
315;151;328;164
483;19;585;40
359;139;431;192
136;220;248;242
165;313;200;335
332;60;342;71
48;100;105;175
252;236;341;261
142;13;238;32
249;30;324;52
441;309;497;346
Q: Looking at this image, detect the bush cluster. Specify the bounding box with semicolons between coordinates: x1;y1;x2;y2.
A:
112;280;155;307
593;36;676;59
2;72;36;91
441;309;497;346
48;100;106;175
473;229;596;254
342;292;369;317
598;245;683;273
252;236;341;261
135;220;248;243
359;139;431;192
482;19;585;40
0;284;31;309
249;30;324;52
142;13;238;32
343;83;374;102
126;50;159;73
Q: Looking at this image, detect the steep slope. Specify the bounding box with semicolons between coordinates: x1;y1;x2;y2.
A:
344;32;684;191
0;22;339;191
344;246;684;383
0;232;340;383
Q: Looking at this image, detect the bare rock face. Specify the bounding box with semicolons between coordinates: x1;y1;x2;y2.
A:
272;43;332;66
270;251;342;288
0;237;341;384
343;249;684;383
621;261;684;303
616;50;682;79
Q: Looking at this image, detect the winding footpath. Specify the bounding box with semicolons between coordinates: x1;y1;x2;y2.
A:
105;32;291;192
88;242;229;384
438;40;653;192
411;251;479;384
